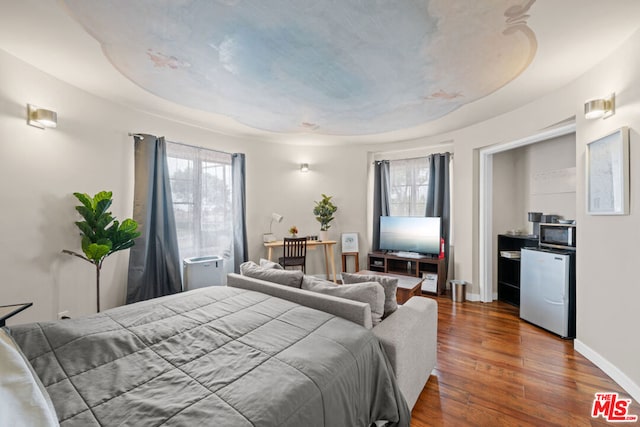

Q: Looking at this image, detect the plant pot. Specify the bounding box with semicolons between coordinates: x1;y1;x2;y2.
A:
319;230;330;241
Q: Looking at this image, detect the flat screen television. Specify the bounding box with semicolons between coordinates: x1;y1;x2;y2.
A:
379;216;441;256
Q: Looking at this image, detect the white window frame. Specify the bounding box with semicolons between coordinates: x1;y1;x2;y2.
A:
389;157;430;216
166;142;234;267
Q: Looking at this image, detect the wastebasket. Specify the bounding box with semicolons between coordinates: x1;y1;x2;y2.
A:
450;280;467;302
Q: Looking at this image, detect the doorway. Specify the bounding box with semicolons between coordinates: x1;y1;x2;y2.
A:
478;122;576;302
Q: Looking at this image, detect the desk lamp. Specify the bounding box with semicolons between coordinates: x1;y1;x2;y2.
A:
263;213;283;242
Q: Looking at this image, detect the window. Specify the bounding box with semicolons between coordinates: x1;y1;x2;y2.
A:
389;157;429;216
166;142;234;268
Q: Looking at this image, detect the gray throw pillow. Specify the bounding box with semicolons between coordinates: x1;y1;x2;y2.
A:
341;272;398;317
240;261;303;288
301;276;385;326
259;258;284;270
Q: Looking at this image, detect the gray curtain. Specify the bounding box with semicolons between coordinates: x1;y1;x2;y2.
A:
232;153;248;272
126;134;182;304
425;152;451;276
372;160;391;251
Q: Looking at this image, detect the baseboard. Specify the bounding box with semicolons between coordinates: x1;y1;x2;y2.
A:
574;339;640;403
458;292;496;302
466;292;481;302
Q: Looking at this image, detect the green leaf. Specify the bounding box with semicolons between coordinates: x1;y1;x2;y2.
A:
111;240;135;252
119;219;138;233
81;235;91;254
73;192;93;210
96;238;112;248
95;213;114;232
84;243;111;262
94;191;113;205
94;198;113;219
75;206;95;223
75;221;95;239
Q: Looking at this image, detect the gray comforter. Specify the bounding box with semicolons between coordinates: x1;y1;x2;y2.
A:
8;286;410;426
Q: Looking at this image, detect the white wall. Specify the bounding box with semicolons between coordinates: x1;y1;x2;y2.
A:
492;149;524;235
244;142;370;274
520;133;577;222
491;133;576;237
0;49;372;324
573;32;640;399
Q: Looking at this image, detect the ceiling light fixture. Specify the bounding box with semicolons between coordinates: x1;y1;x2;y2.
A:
584;93;615;120
300;163;310;173
27;104;58;129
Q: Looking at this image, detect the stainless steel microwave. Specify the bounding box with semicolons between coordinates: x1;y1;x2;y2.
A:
539;223;576;250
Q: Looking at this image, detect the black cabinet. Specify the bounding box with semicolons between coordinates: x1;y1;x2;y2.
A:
497;235;538;306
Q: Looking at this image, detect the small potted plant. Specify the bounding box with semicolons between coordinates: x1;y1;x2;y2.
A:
288;225;299;237
313;194;337;241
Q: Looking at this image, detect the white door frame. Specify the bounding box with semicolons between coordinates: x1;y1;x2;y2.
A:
478;123;576;302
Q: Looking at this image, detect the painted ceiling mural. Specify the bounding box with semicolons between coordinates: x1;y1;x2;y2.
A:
62;0;537;136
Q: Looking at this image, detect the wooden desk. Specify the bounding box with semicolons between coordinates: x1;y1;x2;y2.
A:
264;240;337;283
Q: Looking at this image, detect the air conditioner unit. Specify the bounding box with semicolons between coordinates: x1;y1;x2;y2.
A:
183;256;225;291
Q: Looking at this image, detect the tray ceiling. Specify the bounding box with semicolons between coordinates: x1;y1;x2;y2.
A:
2;0;640;143
62;0;537;136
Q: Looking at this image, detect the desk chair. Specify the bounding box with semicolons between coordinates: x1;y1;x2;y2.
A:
278;237;307;273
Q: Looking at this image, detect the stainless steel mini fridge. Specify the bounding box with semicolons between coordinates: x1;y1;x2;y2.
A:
520;248;575;338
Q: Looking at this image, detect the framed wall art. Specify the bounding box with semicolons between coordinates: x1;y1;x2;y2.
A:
586;127;629;215
341;233;359;253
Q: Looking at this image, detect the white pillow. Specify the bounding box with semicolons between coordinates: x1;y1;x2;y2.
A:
0;329;59;427
302;276;385;326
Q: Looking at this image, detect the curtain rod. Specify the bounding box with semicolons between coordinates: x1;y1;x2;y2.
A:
128;132;235;157
373;152;453;163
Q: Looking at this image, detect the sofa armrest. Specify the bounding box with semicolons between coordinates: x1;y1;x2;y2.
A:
372;296;437;410
227;273;372;328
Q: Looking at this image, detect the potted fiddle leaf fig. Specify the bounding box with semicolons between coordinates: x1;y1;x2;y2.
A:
313;193;337;241
62;191;140;313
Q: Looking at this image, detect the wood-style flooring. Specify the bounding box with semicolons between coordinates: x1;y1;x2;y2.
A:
409;295;638;426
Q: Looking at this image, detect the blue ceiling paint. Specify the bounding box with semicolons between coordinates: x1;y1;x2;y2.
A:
62;0;537;135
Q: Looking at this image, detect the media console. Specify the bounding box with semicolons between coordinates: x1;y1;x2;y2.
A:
367;251;447;295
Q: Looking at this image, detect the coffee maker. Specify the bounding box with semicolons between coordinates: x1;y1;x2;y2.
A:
528;212;542;237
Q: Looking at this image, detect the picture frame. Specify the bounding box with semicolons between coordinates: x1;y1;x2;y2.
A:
341;232;359;253
586;127;630;215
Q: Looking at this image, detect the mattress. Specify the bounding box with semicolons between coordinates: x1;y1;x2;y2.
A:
6;286;409;426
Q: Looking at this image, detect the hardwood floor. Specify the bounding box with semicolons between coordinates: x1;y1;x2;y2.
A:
409;296;638;426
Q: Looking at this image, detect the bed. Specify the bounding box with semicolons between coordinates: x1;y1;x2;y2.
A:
3;286;410;426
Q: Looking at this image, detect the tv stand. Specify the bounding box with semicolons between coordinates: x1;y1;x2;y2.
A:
391;251;423;259
368;251;446;295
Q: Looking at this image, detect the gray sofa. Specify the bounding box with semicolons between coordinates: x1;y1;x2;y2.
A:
226;273;437;410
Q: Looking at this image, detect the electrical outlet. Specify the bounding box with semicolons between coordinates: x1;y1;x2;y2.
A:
58;310;70;320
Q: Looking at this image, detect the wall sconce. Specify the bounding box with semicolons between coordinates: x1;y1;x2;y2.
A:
584;93;615;120
27;104;58;129
300;163;310;173
263;212;284;242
